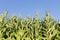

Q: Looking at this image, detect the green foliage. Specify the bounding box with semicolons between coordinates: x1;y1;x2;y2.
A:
0;11;60;40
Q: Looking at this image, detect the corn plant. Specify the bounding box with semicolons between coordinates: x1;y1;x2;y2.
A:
0;11;60;40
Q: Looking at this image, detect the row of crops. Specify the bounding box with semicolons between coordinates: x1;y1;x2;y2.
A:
0;11;60;40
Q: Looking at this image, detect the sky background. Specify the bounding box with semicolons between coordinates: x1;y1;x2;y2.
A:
0;0;60;20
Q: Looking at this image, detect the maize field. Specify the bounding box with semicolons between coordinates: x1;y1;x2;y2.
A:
0;11;60;40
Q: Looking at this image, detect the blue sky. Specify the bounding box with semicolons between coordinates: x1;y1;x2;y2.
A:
0;0;60;20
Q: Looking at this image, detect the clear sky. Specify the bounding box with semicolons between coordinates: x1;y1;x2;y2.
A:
0;0;60;20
